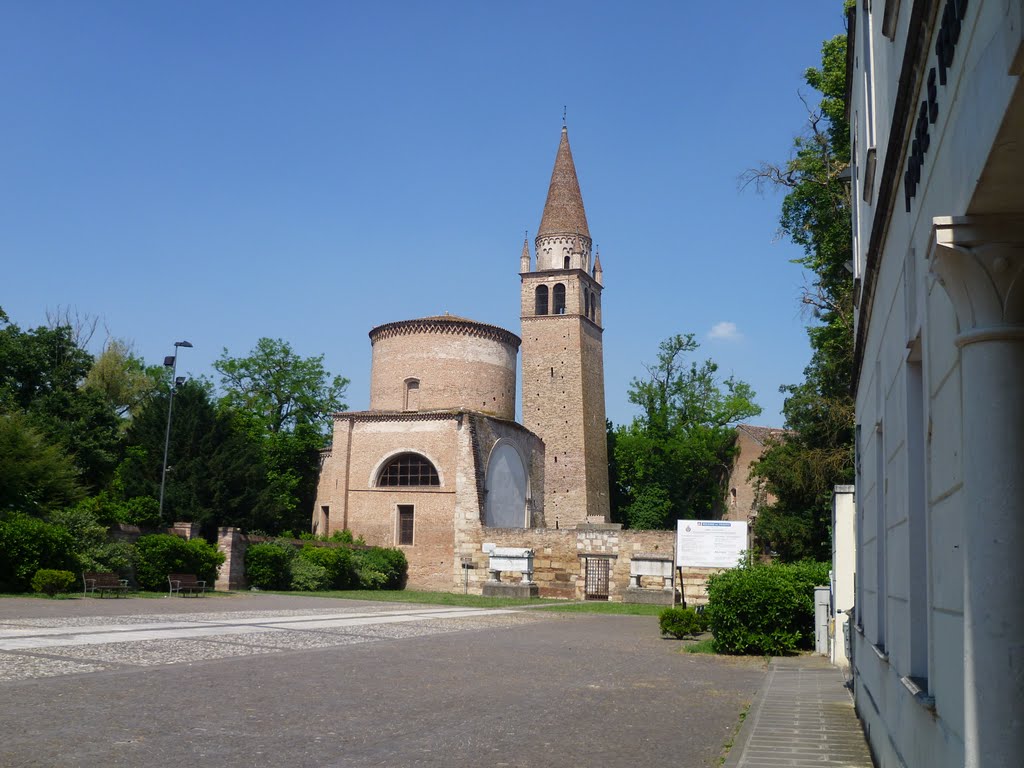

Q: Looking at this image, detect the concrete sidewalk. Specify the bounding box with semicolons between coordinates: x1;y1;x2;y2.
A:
725;655;874;767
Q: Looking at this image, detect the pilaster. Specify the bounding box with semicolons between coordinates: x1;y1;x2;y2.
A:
928;215;1024;768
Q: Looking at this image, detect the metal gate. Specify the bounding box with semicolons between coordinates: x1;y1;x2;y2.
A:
584;557;610;600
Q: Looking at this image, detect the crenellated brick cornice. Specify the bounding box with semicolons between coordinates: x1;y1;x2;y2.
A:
369;316;521;349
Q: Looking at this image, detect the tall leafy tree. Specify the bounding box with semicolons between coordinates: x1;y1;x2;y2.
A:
743;20;854;561
0;412;85;515
116;379;274;533
214;338;348;532
0;308;121;491
83;338;159;420
613;334;761;529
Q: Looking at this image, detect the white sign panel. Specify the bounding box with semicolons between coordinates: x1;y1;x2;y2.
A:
676;520;748;569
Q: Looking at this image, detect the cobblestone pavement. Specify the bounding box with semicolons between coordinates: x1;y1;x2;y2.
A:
0;594;767;767
724;656;875;767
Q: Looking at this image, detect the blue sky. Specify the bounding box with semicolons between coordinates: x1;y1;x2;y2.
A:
2;1;847;428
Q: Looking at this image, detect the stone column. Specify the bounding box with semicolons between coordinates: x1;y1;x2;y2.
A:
929;216;1024;768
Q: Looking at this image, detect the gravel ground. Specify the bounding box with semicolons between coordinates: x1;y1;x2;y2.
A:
0;594;766;768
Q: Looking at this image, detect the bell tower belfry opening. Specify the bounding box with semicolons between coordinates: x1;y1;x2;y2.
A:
519;125;610;526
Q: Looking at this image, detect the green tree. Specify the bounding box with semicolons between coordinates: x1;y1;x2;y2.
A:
744;20;854;561
0;412;84;515
0;309;121;490
116;379;272;533
613;334;761;529
83;338;159;420
214;338;348;532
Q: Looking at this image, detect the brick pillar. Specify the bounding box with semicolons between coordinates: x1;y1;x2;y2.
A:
170;521;200;540
216;527;248;591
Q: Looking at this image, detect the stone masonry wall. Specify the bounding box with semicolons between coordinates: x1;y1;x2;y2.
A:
455;525;676;601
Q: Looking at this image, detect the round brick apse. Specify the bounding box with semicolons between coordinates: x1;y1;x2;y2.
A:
368;315;520;420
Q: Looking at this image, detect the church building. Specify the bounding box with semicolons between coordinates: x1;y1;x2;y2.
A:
313;125;619;592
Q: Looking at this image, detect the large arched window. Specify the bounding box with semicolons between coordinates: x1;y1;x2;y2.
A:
484;442;528;527
552;283;566;314
376;453;440;487
534;285;549;316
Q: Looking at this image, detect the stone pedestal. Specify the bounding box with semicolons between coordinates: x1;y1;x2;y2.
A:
930;216;1024;768
482;581;539;599
624;586;675;606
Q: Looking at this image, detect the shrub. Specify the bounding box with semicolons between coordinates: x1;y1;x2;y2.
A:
289;557;331;591
134;534;224;591
659;607;707;639
354;546;407;590
298;545;356;590
0;514;79;593
704;561;828;656
31;569;77;596
245;541;295;590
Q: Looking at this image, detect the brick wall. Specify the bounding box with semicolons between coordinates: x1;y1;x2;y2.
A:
368;319;518;420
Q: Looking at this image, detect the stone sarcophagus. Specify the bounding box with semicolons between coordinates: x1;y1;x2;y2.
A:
481;544;538;598
624;552;676;605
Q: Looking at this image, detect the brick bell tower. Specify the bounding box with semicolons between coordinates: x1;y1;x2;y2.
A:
520;124;610;526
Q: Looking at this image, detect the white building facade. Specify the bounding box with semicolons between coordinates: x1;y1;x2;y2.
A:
848;1;1024;766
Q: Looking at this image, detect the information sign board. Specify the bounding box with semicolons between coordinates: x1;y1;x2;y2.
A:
675;520;748;569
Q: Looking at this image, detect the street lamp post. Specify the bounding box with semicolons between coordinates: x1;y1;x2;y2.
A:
158;340;193;520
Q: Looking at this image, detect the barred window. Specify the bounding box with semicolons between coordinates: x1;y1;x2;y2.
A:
377;453;440;487
398;505;414;545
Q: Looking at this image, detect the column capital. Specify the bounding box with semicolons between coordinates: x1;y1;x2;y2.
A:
928;216;1024;345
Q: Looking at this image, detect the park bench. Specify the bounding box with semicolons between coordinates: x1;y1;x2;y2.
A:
168;573;207;597
83;572;129;598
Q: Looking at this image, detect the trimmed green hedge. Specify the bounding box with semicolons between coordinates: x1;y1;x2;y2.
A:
134;534;224;591
31;569;77;596
659;607;708;638
0;514;79;593
245;541;294;590
244;538;406;592
704;560;830;656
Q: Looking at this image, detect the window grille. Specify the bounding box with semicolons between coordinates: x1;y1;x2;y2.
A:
398;505;414;545
377;453;440;487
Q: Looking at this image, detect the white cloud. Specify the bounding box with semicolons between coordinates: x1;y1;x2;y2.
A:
708;321;742;341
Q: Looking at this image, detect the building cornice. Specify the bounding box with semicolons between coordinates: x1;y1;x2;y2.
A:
520;268;603;289
369;316;521;350
853;0;937;393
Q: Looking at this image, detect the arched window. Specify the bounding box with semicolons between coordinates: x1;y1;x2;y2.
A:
590;290;597;320
376;453;440;487
535;285;549;316
584;290;590;318
404;378;420;411
552;283;566;314
484;442;528;527
563;255;571;269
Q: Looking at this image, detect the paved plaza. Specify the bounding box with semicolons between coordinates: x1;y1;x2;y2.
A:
0;594;768;767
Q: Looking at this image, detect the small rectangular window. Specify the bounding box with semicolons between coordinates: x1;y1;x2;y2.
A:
398;505;414;545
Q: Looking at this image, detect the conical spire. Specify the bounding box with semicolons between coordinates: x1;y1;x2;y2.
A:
538;126;590;239
520;234;531;271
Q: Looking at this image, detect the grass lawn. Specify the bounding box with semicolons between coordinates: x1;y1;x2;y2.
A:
277;589;666;615
535;601;664;616
280;589;560;608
